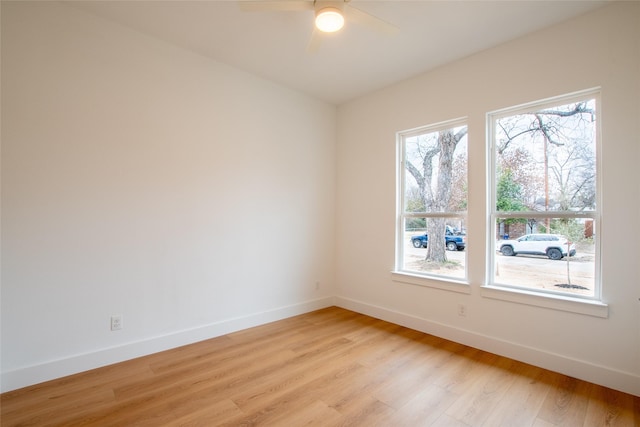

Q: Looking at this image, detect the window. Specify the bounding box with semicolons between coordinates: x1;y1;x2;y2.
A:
488;90;599;300
396;119;468;283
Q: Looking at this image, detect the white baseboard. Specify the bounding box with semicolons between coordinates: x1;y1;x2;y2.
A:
1;297;335;393
335;296;640;397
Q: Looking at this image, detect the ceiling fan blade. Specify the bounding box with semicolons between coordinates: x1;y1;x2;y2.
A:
238;0;314;12
344;4;399;36
306;27;322;53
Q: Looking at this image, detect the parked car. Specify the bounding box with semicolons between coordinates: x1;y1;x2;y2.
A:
411;229;466;251
499;233;576;260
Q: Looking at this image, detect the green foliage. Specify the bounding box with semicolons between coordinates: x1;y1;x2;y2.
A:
496;169;527;225
496;169;525;211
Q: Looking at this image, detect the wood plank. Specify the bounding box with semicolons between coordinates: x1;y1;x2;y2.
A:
537;374;592;425
375;384;459;427
480;362;552;426
444;355;518;425
583;384;639;427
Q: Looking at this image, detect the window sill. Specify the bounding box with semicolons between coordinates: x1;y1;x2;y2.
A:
391;271;471;294
481;285;608;318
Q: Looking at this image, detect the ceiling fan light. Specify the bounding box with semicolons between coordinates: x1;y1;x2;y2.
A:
315;7;344;32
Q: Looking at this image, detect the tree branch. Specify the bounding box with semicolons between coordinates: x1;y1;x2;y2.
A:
405;160;425;191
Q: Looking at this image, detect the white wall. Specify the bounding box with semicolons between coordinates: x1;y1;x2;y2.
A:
1;1;336;391
336;2;640;396
2;0;639;398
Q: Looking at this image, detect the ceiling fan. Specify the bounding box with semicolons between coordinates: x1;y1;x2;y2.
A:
239;0;398;52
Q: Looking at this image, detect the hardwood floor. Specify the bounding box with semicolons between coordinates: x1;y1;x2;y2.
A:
2;307;639;426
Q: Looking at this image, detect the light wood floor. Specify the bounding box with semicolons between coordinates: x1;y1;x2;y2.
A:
2;307;639;426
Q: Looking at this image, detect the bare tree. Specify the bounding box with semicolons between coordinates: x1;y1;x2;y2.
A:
499;147;542;209
548;141;596;211
496;101;596;216
497;102;593;154
449;153;468;211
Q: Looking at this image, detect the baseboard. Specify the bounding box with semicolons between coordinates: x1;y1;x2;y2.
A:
334;296;640;397
1;296;335;393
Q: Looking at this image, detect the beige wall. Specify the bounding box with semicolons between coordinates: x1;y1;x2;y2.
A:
336;2;640;395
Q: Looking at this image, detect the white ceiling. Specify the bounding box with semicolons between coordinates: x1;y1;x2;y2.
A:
68;1;608;105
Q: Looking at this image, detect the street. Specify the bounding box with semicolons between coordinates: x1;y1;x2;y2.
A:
403;238;595;296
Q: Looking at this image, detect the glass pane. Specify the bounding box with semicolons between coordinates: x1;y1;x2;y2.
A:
402;217;466;280
494;99;596;212
404;126;468;213
494;217;595;296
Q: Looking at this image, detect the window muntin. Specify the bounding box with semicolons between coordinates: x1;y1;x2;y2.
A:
489;91;599;299
397;119;468;282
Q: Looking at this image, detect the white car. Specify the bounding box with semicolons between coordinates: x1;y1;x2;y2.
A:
499;234;576;260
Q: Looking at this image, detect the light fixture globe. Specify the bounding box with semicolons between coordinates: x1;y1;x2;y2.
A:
315;7;344;32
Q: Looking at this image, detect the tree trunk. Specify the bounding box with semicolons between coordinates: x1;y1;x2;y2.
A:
425;217;447;262
424;131;457;263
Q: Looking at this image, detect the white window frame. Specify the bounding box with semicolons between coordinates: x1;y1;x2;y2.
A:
393;118;469;293
485;89;607;317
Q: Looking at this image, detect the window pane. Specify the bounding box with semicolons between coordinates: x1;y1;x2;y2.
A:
495;99;596;212
490;92;599;299
402;217;466;280
398;120;468;283
494;217;595;297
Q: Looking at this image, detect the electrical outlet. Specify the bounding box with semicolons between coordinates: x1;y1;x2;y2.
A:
111;315;123;331
315;281;320;290
457;304;467;317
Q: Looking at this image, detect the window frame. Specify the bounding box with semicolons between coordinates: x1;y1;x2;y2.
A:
486;89;604;311
394;117;469;289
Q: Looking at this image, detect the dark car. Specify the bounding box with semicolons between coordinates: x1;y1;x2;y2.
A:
411;229;466;251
